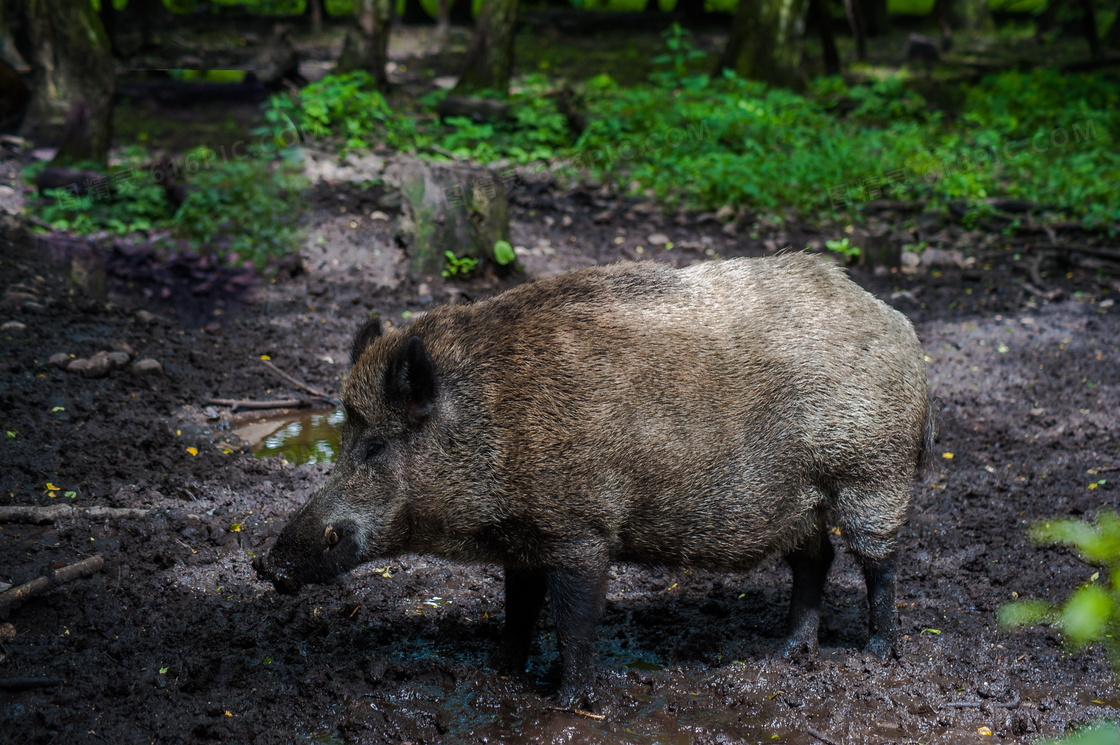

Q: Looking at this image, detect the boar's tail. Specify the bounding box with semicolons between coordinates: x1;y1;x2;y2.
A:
915;396;940;478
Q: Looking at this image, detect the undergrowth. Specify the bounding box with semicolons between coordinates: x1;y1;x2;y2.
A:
260;28;1118;228
25;146;307;269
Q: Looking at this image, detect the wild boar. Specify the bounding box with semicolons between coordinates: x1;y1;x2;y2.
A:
253;254;936;709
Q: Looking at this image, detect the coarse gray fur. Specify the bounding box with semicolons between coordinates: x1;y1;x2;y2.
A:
255;253;936;708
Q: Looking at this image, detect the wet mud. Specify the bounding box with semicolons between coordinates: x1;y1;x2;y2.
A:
1;184;1118;744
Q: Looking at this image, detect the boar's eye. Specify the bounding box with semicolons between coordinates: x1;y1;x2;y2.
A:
365;440;386;461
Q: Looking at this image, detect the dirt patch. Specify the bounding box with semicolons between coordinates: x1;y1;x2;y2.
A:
1;168;1119;745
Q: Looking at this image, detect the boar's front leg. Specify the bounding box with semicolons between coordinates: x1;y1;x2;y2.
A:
545;548;609;711
783;528;835;657
500;567;548;672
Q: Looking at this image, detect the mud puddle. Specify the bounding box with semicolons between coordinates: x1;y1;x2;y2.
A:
234;408;344;464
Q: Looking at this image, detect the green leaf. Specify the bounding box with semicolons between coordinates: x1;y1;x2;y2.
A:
493;240;516;266
1061;585;1114;647
997;599;1057;629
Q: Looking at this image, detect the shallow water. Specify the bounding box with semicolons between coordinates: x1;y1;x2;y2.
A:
235;408;345;464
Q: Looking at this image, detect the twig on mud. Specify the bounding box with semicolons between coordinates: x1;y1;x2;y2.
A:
806;727;842;745
206;397;308;411
1021;281;1064;302
549;706;606;720
0;505;153;525
0;678;62;691
947;690;1021;709
0;555;105;613
258;358;338;405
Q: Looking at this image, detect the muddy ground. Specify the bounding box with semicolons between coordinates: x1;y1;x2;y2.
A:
2;26;1120;744
2;167;1119;745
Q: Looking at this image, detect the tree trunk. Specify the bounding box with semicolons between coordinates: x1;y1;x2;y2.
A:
11;0;114;166
718;0;811;89
841;0;867;60
1076;0;1101;58
99;0;117;56
401;0;432;24
436;0;451;33
452;0;519;95
335;0;393;90
860;0;888;36
305;0;323;37
676;0;707;21
1107;1;1120;49
809;0;840;75
449;0;474;25
933;0;955;49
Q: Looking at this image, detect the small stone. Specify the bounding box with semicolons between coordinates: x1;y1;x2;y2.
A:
108;351;131;367
48;352;71;368
2;291;37;307
647;233;670;246
134;310;158;326
83;351;115;378
109;339;136;358
21;301;46;314
921;247;965;268
132;358;163;377
0;622;15;642
370;210;390;221
1;320;27;337
67;358;90;374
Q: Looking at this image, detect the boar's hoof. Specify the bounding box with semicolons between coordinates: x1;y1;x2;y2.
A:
323;525;340;548
781;633;820;660
557;679;601;714
865;634;898;659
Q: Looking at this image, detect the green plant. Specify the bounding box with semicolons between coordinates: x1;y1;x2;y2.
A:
441;251;479;278
825;237;860;259
1035;720;1120;745
492;240;516;266
650;23;708;88
26;146;307;269
999;509;1120;671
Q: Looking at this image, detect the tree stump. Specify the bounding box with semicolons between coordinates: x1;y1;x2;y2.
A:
391;159;512;278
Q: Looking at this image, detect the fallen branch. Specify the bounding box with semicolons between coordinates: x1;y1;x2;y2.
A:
806;728;842;745
946;690;1021;709
258;358;337;404
0;678;62;691
0;555;105;613
549;706;606;720
206;398;308;411
0;505;152;525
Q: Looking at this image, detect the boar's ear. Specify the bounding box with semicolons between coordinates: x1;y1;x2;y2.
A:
385;335;437;425
350;317;383;366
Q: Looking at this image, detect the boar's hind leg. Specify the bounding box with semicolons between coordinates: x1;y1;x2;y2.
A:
782;527;835;657
546;554;609;711
860;553;898;658
836;484;906;658
500;567;548;672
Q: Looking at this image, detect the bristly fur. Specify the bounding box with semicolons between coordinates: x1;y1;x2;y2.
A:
259;254;936;708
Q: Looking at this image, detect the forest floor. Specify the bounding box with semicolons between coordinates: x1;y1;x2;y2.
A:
2;22;1120;745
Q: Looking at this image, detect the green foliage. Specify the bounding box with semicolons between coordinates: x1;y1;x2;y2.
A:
263;72;570;163
261;71;417;152
174;147;307;268
25;147;306;269
492;240;516;266
649;23;708;89
1035;720;1120;745
441;251;478;278
825;237;860;259
999;510;1120;672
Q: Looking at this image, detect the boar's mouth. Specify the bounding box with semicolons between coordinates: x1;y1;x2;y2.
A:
252;518;364;595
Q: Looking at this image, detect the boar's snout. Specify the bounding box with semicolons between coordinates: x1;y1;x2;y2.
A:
253;517;364;595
